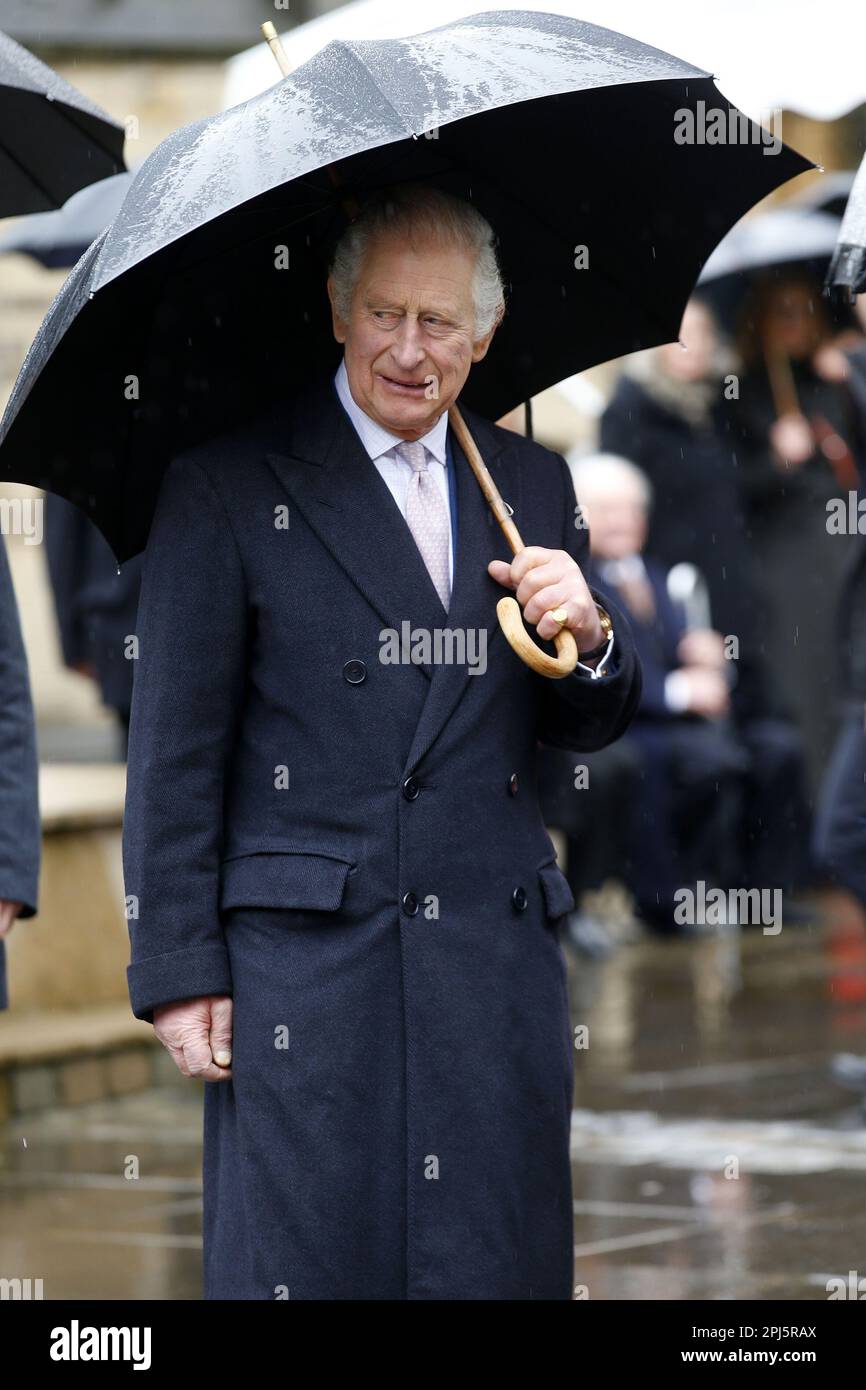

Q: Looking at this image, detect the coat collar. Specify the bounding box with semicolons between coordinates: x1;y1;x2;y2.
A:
263;375;522;768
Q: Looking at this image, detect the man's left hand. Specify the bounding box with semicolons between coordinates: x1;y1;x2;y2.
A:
488;548;605;649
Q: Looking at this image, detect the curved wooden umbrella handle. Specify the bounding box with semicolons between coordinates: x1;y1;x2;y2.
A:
496;596;579;678
447;403;580;679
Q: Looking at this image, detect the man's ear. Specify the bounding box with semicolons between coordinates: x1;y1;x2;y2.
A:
471;306;504;364
327;276;347;344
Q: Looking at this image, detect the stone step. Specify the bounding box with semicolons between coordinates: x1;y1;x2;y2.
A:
0;1003;183;1122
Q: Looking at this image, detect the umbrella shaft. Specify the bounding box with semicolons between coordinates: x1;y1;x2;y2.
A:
448;404;524;555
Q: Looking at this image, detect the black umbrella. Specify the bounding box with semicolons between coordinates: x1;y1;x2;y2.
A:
0;8;810;573
0;171;133;268
826;151;866;303
698;207;843;285
0;29;125;216
696;205;846;330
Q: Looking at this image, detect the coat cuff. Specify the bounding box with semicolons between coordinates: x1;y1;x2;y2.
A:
127;942;233;1024
574;630;617;679
0;874;38;919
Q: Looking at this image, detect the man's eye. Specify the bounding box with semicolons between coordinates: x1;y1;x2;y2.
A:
373;310;396;320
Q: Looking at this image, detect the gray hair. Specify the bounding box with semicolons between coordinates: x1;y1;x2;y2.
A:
567;451;654;509
329;184;505;339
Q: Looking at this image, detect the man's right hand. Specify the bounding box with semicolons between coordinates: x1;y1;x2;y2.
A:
153;995;233;1081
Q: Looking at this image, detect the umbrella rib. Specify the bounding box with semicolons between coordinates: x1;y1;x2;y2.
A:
0;133;59;209
47;96;124;167
327;41;417;139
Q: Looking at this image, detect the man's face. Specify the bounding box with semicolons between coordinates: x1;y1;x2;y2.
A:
328;230;498;440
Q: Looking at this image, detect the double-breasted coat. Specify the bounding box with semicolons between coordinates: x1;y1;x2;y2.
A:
123;375;641;1300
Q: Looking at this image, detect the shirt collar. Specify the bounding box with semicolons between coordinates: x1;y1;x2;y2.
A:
334;357;449;466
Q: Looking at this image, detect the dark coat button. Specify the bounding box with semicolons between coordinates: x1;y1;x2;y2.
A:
402;891;419;917
343;659;367;684
511;886;528;912
508;772;520;797
402;775;420;801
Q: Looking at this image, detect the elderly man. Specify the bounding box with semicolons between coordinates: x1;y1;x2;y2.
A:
123;184;641;1301
571;451;806;933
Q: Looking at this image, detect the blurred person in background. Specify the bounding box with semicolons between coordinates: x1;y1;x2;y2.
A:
44;492;141;748
600;295;786;732
572;452;809;934
732;271;866;789
0;537;40;1008
815;294;866;903
811;294;866;1101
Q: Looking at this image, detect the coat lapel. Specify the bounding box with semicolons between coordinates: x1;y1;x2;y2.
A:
264;378;448;676
262;376;522;755
404;403;522;771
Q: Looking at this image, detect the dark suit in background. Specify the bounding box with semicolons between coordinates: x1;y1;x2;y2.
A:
44;492;141;729
597;557;806;928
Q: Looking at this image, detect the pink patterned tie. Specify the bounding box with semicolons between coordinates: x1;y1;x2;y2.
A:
395;440;451;611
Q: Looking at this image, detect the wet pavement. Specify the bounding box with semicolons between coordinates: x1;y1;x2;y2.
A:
568;907;866;1299
2;906;865;1300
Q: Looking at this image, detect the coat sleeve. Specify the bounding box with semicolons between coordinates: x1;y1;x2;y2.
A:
123;455;247;1023
535;456;642;751
44;493;89;668
0;537;40;921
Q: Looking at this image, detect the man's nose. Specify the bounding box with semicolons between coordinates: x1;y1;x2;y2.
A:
390;318;426;366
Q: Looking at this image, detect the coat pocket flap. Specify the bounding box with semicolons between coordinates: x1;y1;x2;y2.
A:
537;858;575;921
220;851;353;912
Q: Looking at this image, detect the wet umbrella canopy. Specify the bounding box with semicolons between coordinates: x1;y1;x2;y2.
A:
0;171;133;268
0;29;125;215
696;207;845;330
698;208;843;285
0;9;811;561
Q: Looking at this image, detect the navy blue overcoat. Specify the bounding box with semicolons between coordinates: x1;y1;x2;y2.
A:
0;536;40;1009
123;377;641;1300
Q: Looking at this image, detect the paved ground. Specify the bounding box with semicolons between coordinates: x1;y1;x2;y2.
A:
2;908;865;1300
